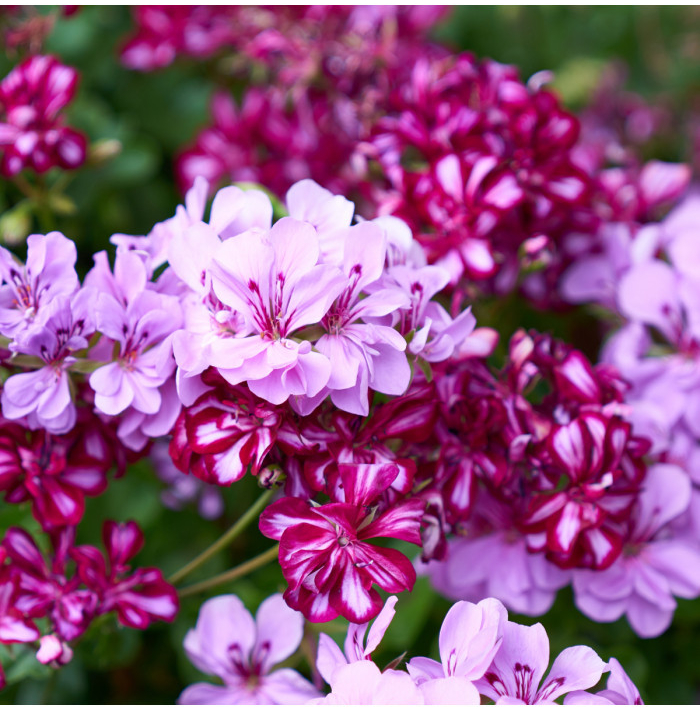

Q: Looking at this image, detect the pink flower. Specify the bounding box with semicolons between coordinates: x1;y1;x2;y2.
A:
88;249;182;423
565;658;643;705
476;619;608;704
209;217;346;405
178;593;319;705
313;660;424;705
317;595;398;685
406;598;506;704
259;463;424;623
312;221;411;416
2;290;94;434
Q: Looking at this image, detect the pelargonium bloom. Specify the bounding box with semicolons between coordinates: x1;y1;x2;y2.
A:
2;290;94;434
259;463;424;623
0;411;113;530
178;593;319;705
0;55;86;176
313;660;424;705
564;658;643;705
311;221;411;416
572;463;700;638
317;595;398;685
406;598;506;704
169;375;284;486
476;618;608;704
209;217;347;405
0;230;79;339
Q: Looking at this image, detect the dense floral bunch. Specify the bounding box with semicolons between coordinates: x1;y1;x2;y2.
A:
171;6;447;199
2;5;700;704
0;521;177;688
177;592;644;705
0;54;86;177
555;190;700;637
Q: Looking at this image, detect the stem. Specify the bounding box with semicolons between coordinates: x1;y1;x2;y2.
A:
177;544;280;598
168;487;275;585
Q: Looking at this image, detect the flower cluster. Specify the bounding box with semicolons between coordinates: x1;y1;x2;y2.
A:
167;7;448;199
179;592;644;705
0;521;177;687
553;190;700;637
420;328;700;636
0;55;86;177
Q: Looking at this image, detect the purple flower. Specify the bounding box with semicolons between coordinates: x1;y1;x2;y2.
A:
209;217;346;405
89;280;182;418
0;231;79;339
312;221;411;416
423;532;570;618
476;619;608;704
2;290;93;434
406;598;506;704
178;593;319;705
565;658;643;705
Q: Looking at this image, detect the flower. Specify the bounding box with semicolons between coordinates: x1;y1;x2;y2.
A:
476;619;608;705
178;593;319;705
313;661;424;705
572;463;700;638
0;230;79;339
259;463;424;623
406;598;506;704
209;216;346;405
317;595;398;685
564;658;643;705
0;55;86;176
2;290;94;434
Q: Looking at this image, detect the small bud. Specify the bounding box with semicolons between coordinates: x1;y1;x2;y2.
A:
89;138;123;165
36;634;73;666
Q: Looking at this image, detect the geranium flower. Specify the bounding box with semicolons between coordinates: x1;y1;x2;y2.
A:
178;593;319;705
259;463;424;623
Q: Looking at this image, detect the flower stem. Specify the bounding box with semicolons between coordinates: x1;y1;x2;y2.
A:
177;544;280;598
168;487;275;585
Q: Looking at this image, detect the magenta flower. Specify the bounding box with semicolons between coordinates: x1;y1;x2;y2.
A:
476;619;608;704
0;55;86;176
2;526;98;642
259;463;424;623
0;413;111;530
209;217;346;405
170;376;284;486
70;521;178;630
178;593;319;705
0;231;79;339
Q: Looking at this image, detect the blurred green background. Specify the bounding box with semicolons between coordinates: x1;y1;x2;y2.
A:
1;6;700;704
